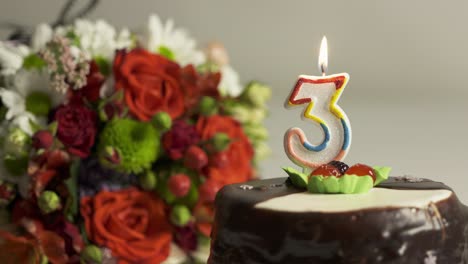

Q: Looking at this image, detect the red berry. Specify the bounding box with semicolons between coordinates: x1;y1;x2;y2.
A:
346;164;376;182
184;145;208;170
310;164;342;178
208;152;229;169
199;180;221;202
168;174;191;197
46;149;70;169
32;130;54;149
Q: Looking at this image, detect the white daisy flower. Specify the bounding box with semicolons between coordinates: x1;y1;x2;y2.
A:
219;65;243;97
0;69;64;135
204;42;244;97
62;19;132;60
0;41;30;76
30;23;53;51
143;14;206;66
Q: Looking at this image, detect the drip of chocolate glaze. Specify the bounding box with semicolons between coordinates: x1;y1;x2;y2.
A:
209;177;468;264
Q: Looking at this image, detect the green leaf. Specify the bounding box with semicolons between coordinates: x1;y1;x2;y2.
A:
48;121;58;135
64;159;80;222
0;106;7;122
110;90;124;102
3;154;28;176
94;56;111;76
79;221;89;245
283;167;308;189
373;166;392;186
22;54;46;70
157;45;175;61
28;119;41;134
65;31;81;47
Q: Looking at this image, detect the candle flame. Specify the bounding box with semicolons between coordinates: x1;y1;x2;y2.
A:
318;36;328;76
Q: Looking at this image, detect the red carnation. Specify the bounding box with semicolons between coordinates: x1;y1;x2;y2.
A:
54;103;97;158
162;120;200;160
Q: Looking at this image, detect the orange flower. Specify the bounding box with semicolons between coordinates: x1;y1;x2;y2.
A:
0;224;69;264
196;115;254;185
81;188;172;264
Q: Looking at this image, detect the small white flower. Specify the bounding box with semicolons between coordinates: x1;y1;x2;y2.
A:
12;69;64;106
31;23;53;51
219;65;243;97
0;69;64;135
0;41;30;75
0;88;39;135
143;14;205;66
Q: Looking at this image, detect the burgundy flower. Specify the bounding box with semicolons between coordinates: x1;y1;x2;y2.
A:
179;65;221;110
54;103;97;158
162;120;200;160
70;61;104;103
174;222;198;252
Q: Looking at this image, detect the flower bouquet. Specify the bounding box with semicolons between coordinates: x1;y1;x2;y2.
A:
0;14;270;263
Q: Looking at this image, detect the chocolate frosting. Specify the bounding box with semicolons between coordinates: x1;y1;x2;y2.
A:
209;177;468;264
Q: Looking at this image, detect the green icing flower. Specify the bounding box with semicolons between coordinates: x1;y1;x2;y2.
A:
308;175;374;194
98;118;160;174
284;166;391;194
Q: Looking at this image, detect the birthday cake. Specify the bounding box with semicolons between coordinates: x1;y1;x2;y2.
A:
208;176;468;263
209;38;468;263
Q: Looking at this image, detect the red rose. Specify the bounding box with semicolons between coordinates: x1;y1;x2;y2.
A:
196;115;254;185
113;49;184;120
54;103;97;158
81;188;172;264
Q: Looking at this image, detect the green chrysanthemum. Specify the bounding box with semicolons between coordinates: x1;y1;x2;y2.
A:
98;118;160;174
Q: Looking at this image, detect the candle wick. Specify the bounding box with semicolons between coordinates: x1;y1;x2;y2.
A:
320;64;326;76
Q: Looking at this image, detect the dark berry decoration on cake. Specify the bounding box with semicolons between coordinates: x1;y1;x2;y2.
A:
310;164;342;178
346;163;376;182
328;160;349;175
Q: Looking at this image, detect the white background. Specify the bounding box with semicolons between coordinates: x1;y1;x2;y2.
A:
1;0;467;203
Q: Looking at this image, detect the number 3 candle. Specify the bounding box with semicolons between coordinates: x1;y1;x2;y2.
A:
284;36;352;170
